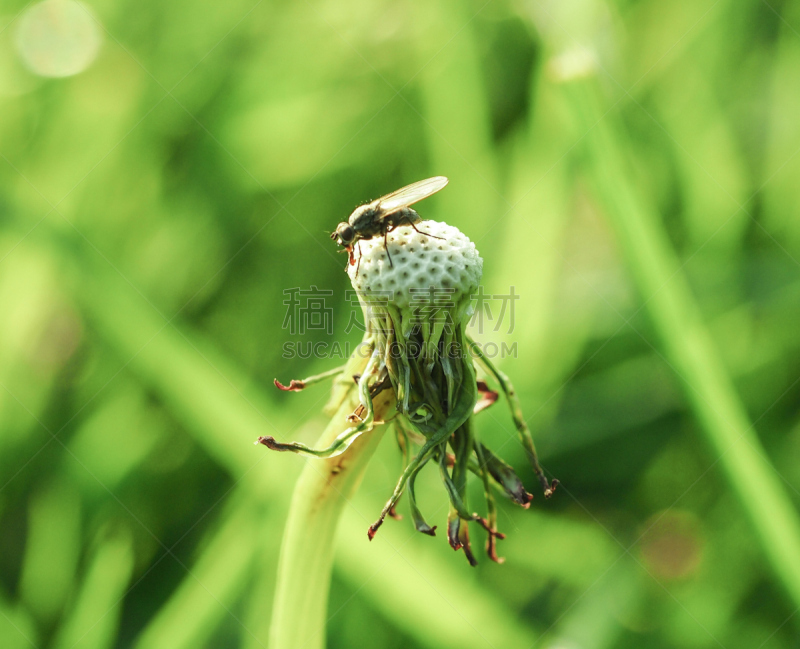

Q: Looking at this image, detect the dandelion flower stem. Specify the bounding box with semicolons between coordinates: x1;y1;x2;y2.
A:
269;374;395;649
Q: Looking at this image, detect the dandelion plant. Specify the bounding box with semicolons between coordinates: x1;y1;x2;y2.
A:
260;204;556;649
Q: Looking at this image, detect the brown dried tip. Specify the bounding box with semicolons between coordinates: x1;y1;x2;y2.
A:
347;411;364;423
474;516;506;564
462;543;478;567
448;521;478;566
447;519;462;551
274;378;305;392
544;479;559;499
486;536;505;564
367;521;382;541
255;436;297;453
474;380;499;414
519;490;534;509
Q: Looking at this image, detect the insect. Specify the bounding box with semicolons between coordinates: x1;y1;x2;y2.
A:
330;176;449;275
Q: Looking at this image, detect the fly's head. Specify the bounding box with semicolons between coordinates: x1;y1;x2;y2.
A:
330;221;356;247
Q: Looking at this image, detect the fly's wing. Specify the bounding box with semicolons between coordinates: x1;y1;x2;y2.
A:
377;176;449;213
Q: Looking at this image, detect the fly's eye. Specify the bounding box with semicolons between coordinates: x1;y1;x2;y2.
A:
337;223;355;244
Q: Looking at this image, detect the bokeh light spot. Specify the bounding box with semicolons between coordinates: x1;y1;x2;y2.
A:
639;509;705;581
15;0;102;78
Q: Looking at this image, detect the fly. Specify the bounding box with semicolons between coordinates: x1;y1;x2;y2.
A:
330;176;448;275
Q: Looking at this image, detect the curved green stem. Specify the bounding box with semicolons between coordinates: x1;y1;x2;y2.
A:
468;337;557;497
259;352;383;458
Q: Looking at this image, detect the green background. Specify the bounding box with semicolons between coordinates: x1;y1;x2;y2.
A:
2;0;800;647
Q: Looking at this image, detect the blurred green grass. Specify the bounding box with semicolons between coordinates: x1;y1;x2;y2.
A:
2;0;800;648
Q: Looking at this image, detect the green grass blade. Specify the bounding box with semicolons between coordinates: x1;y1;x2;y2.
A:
132;498;262;649
335;505;540;648
565;79;800;610
52;531;135;649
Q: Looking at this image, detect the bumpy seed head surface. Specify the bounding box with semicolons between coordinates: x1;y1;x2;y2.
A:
348;220;483;310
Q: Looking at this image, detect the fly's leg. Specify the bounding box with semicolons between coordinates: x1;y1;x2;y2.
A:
355;240;363;277
410;222;444;240
383;228;393;267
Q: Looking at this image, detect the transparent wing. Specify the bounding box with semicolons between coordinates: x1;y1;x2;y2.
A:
377;176;449;212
